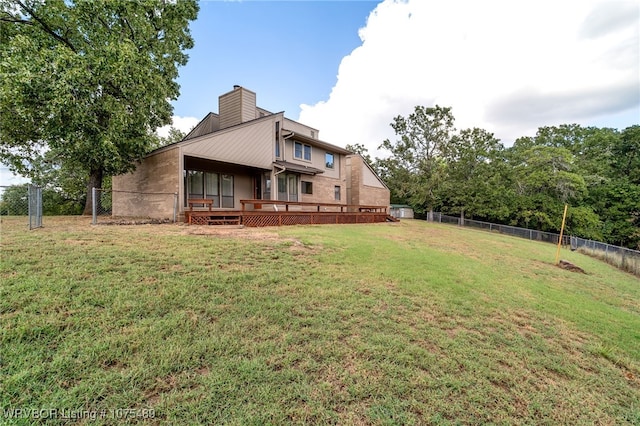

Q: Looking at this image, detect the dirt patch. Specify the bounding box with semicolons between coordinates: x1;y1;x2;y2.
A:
181;225;279;240
180;225;316;254
96;218;173;226
558;260;587;274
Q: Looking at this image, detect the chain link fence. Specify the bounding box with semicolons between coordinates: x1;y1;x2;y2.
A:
92;188;178;225
428;212;640;277
570;236;640;277
429;212;567;244
0;184;43;229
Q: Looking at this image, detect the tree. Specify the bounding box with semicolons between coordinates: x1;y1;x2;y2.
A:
594;125;640;248
507;142;592;232
613;125;640;185
0;0;198;214
379;105;454;216
513;124;639;246
439;127;507;222
0;183;28;215
345;143;373;167
150;126;187;151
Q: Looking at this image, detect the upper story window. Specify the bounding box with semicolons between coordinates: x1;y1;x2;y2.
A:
310;130;316;138
325;152;334;169
275;121;281;158
294;141;311;161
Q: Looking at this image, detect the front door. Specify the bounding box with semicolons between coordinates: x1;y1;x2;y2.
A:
287;174;298;202
277;173;298;202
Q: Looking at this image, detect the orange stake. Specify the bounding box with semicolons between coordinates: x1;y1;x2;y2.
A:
555;204;568;265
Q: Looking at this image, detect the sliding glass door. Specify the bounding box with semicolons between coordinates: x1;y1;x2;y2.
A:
186;170;233;208
277;173;298;202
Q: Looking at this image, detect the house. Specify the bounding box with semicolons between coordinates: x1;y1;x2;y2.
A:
112;85;390;224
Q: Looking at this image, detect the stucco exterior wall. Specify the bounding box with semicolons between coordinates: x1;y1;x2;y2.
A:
283;118;319;138
112;147;180;219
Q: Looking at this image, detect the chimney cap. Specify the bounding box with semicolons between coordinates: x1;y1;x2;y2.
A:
233;85;241;90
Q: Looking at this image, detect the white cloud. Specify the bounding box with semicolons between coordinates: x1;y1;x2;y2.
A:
299;0;639;156
0;166;29;191
157;115;200;138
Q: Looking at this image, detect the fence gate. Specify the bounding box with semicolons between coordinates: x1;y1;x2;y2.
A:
28;184;43;229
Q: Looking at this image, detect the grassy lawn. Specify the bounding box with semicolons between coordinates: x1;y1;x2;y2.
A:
1;217;639;425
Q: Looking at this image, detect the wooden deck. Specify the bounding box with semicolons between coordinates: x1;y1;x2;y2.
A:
184;199;396;227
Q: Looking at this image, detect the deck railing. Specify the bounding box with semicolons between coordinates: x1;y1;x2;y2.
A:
240;199;388;213
184;199;390;226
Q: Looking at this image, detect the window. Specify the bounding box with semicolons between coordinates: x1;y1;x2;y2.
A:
310;130;316;138
185;170;233;208
294;141;312;161
263;172;271;200
205;173;220;205
278;174;298;201
288;174;298;201
334;185;341;201
188;170;204;200
325;152;334;169
278;175;287;201
275;121;280;158
221;174;234;208
301;181;313;194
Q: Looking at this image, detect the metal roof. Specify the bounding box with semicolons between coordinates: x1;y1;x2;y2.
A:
274;160;325;175
282;130;352;155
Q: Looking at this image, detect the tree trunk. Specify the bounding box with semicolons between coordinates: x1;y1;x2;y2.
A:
83;169;104;215
460;208;465;226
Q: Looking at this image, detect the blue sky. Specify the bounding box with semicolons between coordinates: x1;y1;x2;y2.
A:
172;0;379;121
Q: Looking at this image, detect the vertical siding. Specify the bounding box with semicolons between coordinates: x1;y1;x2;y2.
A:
241;90;257;123
219;87;257;129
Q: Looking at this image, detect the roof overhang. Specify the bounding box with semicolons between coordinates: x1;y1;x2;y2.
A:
282;130;352;155
274;160;325;175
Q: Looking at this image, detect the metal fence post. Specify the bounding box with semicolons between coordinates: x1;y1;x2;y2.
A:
28;185;32;229
27;184;43;230
92;187;97;225
36;186;42;228
173;192;178;223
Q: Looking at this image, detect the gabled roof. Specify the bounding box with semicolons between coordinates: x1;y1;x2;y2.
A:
184;112;219;141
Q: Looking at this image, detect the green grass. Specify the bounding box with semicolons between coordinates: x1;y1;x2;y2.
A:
1;217;639;425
